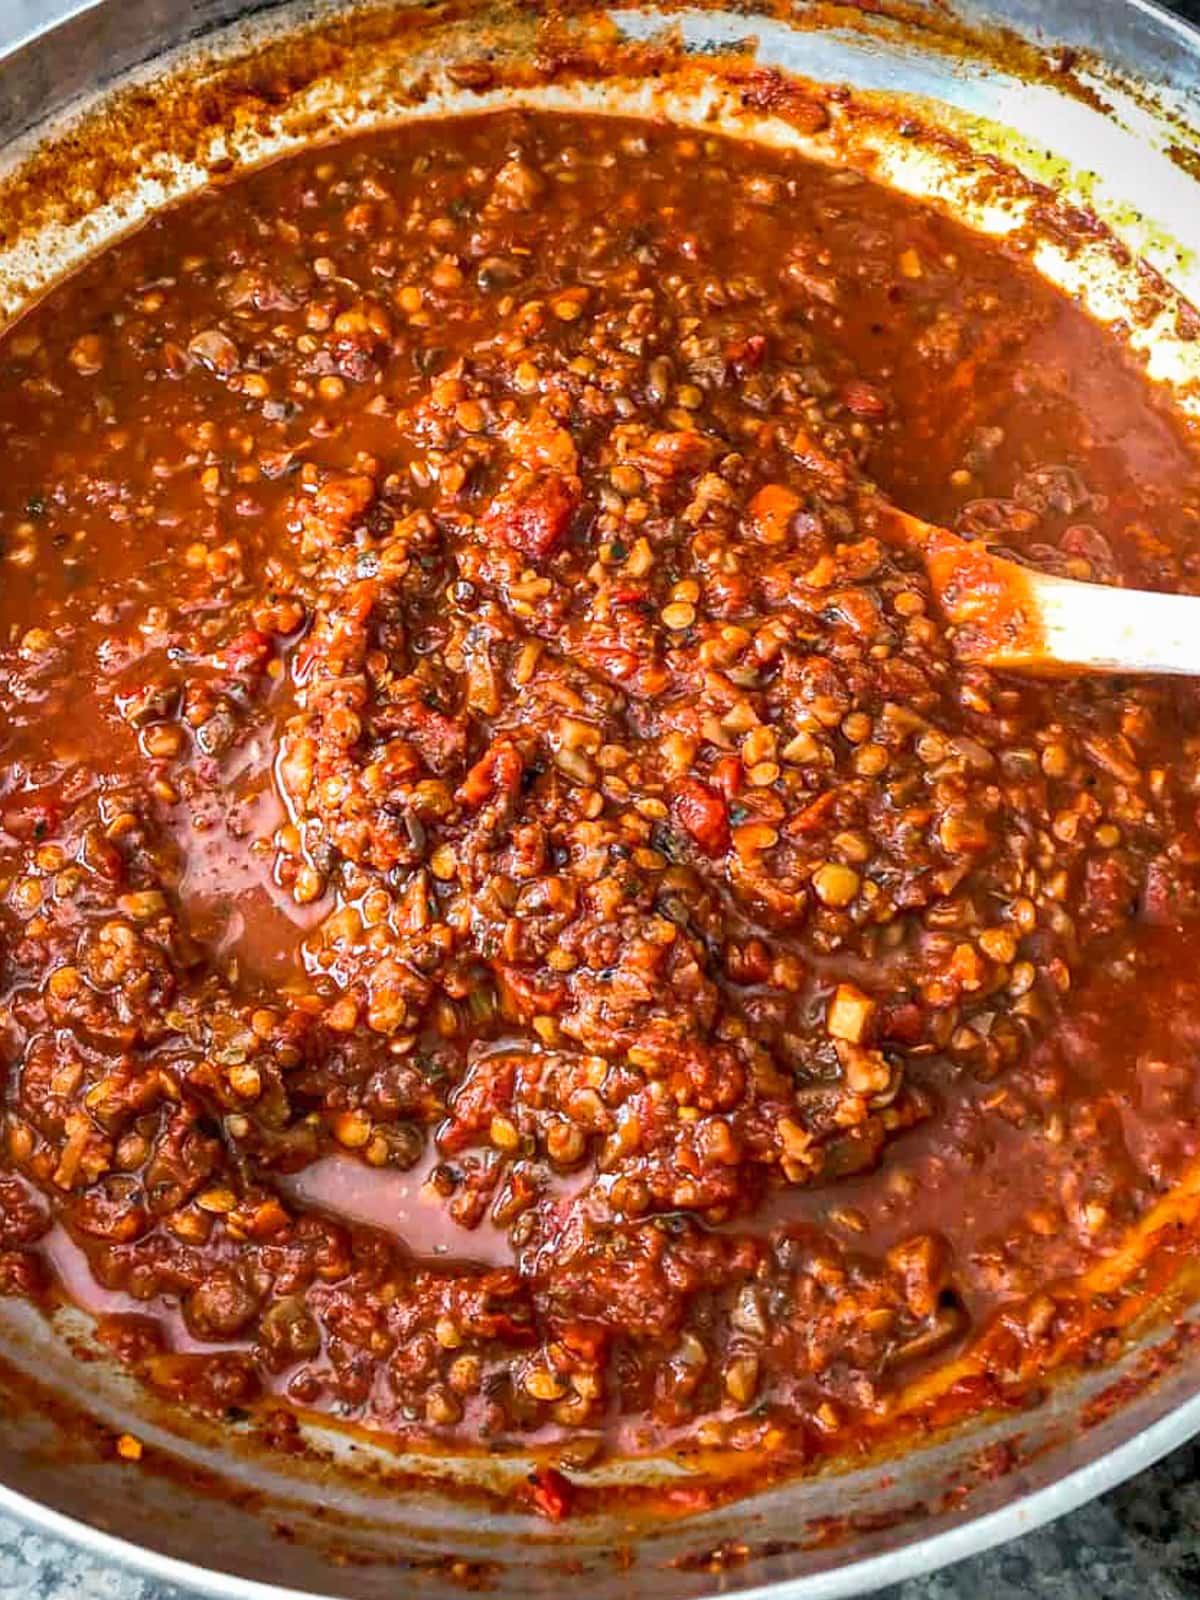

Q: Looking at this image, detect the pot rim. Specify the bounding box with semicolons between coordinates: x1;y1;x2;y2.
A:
3;2;1200;1596
1;1382;1197;1600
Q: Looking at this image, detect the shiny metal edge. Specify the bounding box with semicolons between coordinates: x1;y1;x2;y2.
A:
3;1376;1200;1600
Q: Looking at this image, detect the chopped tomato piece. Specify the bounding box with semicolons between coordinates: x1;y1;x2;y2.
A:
209;627;272;677
483;473;578;560
725;332;767;371
526;1466;574;1522
495;963;564;1020
673;778;730;856
456;737;524;808
841;378;887;417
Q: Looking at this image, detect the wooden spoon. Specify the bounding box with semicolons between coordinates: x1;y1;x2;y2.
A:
873;502;1200;677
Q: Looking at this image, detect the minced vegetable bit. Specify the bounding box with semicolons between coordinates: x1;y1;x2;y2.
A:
2;111;1200;1502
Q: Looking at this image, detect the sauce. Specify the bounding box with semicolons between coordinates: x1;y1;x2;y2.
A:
2;111;1200;1509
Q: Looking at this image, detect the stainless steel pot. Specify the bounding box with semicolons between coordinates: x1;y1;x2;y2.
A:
3;2;1200;1595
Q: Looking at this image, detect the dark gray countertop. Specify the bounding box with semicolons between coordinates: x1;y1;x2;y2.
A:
5;1;1200;1596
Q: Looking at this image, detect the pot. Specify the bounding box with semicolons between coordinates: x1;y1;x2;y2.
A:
2;2;1200;1596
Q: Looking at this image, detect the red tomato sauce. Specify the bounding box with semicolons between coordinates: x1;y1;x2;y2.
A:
2;112;1200;1503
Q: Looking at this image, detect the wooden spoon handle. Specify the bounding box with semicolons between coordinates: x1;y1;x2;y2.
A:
872;501;1200;677
990;567;1200;676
